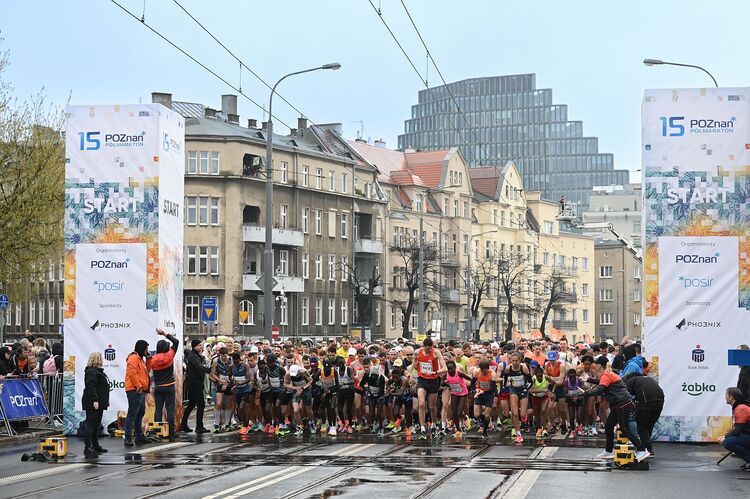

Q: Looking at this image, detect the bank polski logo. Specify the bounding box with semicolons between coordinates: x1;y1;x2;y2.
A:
682;381;715;396
660;115;736;137
691;344;705;363
104;344;116;361
678;275;714;289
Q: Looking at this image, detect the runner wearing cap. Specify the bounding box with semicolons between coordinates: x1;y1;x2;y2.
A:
361;362;388;435
504;351;531;443
405;338;447;439
210;347;234;432
336;356;355;434
284;363;313;436
318;357;339;436
545;350;569;434
230;352;253;435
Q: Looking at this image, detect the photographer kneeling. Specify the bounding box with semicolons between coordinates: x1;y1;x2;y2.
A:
718;387;750;471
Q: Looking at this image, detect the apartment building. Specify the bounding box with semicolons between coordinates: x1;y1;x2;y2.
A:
594;238;642;343
1;259;64;339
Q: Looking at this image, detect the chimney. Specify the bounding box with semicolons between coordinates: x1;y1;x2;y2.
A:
221;94;237;117
355;137;367;143
228;113;239;124
290;128;298;135
205;107;218;118
297;117;308;130
151;92;172;109
261;121;268;130
374;138;386;148
247;118;257;128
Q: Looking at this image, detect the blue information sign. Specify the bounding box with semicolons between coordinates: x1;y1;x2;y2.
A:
0;294;9;311
0;378;50;421
202;297;217;322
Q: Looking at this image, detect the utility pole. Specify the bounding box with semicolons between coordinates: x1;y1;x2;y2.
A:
418;214;425;338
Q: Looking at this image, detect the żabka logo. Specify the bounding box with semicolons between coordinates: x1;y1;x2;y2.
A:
682;382;715;396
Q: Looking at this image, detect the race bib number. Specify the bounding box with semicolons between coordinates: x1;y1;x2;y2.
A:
233;376;246;383
450;383;463;394
419;361;434;374
269;377;281;388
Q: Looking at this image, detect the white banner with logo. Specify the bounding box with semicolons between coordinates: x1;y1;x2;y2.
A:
643;87;750;441
63;104;184;433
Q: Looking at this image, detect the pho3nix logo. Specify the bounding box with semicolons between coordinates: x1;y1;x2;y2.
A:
104;345;116;361
682;381;715;396
691;344;705;363
660;115;736;136
78;130;146;150
90;320;131;332
676;318;721;330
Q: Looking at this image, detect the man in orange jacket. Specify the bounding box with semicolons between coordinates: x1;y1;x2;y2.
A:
124;339;152;447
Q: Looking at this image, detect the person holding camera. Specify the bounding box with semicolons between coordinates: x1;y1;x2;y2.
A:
82;352;110;458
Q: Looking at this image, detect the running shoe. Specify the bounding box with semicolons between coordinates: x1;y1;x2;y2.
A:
223;424;234;433
575;424;584;435
321;423;329;433
453;430;462;438
386;421;395;430
511;428;517;438
514;434;523;444
346;425;353;434
542;429;549;438
419;429;427;440
405;427;412;439
596;450;615;460
378;428;384;437
589;426;598;436
328;426;337;436
213;424;221;433
294;428;303;436
238;426;249;435
560;424;568;434
464;417;472;431
392;425;402;434
535;428;543;438
569;430;577;439
635;450;651;462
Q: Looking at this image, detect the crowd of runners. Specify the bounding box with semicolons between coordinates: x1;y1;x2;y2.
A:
177;334;660;462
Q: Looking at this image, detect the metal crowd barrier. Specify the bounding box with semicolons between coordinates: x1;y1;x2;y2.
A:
0;373;60;436
37;372;64;425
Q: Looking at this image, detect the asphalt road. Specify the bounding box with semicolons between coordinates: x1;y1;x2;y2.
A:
0;430;748;499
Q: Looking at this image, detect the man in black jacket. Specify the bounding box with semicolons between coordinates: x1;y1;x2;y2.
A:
179;340;211;433
737;345;750;401
624;372;664;455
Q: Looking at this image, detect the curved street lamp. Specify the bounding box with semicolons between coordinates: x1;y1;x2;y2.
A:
643;59;718;87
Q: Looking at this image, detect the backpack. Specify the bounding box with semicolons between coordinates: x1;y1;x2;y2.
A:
43;355;59;374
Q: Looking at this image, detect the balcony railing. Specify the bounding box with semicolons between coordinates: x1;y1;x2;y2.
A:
354;238;383;254
243;224;304;247
242;273;304;292
552;265;578;277
552;319;578;330
441;289;461;303
442;251;460;267
356;282;384;296
557;291;578;303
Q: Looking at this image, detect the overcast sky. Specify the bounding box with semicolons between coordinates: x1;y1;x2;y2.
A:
3;1;748;180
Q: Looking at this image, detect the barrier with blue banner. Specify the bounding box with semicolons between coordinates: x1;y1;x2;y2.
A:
0;378;50;421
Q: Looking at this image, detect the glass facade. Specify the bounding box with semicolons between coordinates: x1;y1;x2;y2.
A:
397;74;629;208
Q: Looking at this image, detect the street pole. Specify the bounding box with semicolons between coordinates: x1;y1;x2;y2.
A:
418;214;425;338
465;237;471;341
263;63;341;341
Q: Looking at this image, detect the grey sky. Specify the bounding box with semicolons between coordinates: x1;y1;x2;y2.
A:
2;1;748;180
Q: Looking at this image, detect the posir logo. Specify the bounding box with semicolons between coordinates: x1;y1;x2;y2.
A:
90;259;129;270
678;275;714;289
660;115;736;136
92;280;125;293
78;130;145;150
682;382;715;396
675;252;719;264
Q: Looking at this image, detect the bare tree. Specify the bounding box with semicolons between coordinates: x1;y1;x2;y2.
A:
497;250;531;341
536;268;577;336
465;254;497;341
343;259;382;325
387;240;441;339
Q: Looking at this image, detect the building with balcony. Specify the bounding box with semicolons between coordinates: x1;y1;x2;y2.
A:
582;184;643;248
594;238;642;343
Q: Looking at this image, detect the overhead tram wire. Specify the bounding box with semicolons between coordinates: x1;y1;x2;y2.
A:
108;0;293;131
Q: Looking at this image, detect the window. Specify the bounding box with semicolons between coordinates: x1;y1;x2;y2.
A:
315;298;323;325
315;168;323;189
302;253;309;279
633;313;641;326
543;252;549;265
15;304;21;326
634;266;641;279
328;298;335;325
186;197;197;225
376;302;381;326
302;208;309;233
341;299;348;325
199;246;208;275
187;151;197;174
463;235;468;255
599;289;613;301
239;300;254;325
453;200;458;217
342;173;348;193
582;309;589;323
328;170;335;191
600;312;613;325
416;195;423;212
315;210;322;235
59;299;63;323
328;211;336;237
633;221;641;233
48;261;55;281
187;247;196;275
210;198;220;225
199;197;209;225
599;265;613;278
572;257;578;270
29;301;35;326
185;296;199;324
634;288;641;302
199;151;209;174
544;221;553;234
39;300;45;326
210;151;220;174
280;161;288;183
492;209;497;224
463;202;468;218
582;257;589;271
280;204;288;229
278;250;289;276
315;254;323;280
280;297;288;325
341;256;349;281
390;306;396;329
302;165;309;186
581;283;589;296
59;257;65;280
328;254;336;281
301;298;309;325
410;312;417;329
210;247;219;275
500;211;505;226
485;240;491;258
341;213;348;239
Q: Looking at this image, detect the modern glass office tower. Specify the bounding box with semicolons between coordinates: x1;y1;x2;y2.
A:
397;74;629;209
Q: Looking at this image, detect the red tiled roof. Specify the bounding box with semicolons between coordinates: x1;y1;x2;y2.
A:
398;188;412;208
468;166;503;198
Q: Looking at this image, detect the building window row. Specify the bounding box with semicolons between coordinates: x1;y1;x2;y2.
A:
186;246;220;276
186;196;220;226
187;151;220;175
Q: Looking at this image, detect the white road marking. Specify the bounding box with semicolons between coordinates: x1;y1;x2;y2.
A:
202;443;375;499
127;442;193;454
0;464;90;486
502;446;558;499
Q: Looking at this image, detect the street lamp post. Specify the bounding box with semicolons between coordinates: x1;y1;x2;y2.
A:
264;63;341;341
465;230;498;341
643;59;718;87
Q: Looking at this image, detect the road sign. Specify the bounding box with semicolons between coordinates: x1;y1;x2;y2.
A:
256;275;278;290
202;297;217;322
239;310;250;324
0;295;9;311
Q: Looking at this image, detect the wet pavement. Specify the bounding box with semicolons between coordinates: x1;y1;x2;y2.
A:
0;429;749;498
